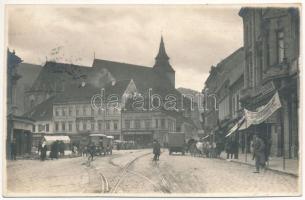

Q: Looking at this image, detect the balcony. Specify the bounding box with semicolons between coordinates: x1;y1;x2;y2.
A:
262;62;289;84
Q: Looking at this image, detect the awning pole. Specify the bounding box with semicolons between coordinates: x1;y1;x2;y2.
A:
245;132;247;163
267;124;269;167
280;107;285;170
245;119;247;163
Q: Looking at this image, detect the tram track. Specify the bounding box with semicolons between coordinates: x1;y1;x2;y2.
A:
83;150;171;194
109;151;171;194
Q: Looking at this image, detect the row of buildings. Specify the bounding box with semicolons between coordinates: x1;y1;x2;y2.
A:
202;7;299;159
7;37;200;157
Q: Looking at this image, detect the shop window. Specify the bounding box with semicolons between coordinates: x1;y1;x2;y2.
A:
46;124;49;132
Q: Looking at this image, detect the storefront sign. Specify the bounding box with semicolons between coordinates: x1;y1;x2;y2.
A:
244;92;282;127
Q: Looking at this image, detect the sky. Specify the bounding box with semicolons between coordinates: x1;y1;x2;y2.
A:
6;5;243;92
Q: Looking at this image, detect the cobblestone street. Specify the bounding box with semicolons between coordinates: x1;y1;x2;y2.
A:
5;149;300;196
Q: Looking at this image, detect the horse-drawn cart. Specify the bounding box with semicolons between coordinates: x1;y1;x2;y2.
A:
89;134;113;155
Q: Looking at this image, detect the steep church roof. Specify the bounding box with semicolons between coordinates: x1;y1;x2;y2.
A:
28;61;105;93
92;59;173;93
23;96;55;121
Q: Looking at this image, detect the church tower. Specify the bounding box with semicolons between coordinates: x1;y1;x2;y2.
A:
153;36;175;87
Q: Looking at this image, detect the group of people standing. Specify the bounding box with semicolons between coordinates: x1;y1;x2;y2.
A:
225;133;271;173
225;139;239;159
38;140;65;161
189;140;221;158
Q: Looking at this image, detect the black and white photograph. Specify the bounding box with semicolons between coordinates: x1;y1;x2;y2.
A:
2;2;302;197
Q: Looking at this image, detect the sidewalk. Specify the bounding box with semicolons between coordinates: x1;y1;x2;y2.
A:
220;152;299;177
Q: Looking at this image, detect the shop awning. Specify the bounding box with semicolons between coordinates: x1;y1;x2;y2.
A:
237;92;281;132
225;116;245;137
106;136;114;139
44;136;70;145
244;92;281;128
200;135;210;140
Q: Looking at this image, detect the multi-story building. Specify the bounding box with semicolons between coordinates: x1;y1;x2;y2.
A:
121;110;177;147
7;49;35;158
24;37;199;148
202;48;245;145
239;7;299;158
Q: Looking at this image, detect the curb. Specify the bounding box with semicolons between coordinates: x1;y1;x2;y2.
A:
219;157;298;178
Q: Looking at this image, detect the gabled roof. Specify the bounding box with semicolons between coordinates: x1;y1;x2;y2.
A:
104;79;132;99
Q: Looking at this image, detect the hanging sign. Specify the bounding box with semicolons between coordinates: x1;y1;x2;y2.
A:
244;92;282;127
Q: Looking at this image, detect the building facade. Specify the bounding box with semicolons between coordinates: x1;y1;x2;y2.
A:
202;48;245;145
7;49;35;158
239;7;299;158
122;110;177;147
24;37;199;149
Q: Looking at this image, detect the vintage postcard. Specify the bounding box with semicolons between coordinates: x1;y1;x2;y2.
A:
3;2;302;197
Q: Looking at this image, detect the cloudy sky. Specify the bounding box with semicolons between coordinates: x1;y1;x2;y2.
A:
6;5;243;91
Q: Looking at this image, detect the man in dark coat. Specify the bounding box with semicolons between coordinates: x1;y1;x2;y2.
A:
40;141;47;161
253;134;266;173
88;143;95;161
153;140;161;161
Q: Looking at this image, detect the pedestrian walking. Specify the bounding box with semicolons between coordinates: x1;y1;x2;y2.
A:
40;141;47;161
225;140;233;159
252;134;266;173
232;139;239;159
88;143;95;161
153;140;161;161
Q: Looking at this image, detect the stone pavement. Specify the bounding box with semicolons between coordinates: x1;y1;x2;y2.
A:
220;152;299;176
5;150;301;196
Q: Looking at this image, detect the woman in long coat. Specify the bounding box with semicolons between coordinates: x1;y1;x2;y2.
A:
253;134;266;173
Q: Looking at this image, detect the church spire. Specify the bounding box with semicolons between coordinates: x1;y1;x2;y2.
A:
153;36;175;87
155;36;169;60
153;36;174;72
